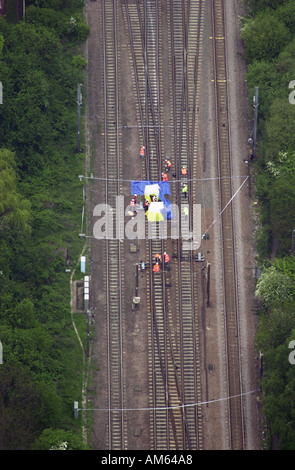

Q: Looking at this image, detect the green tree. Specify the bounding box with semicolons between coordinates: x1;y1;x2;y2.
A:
260;332;295;449
0;33;3;56
241;11;291;63
255;266;295;307
25;6;71;39
0;0;87;450
247;0;290;13
260;98;295;163
275;38;295;89
274;254;295;278
32;428;88;450
246;60;281;119
265;151;295;178
0;364;62;449
0;149;31;233
8;298;36;329
26;0;64;10
257;302;295;351
269;175;295;254
68;14;90;42
275;1;295;35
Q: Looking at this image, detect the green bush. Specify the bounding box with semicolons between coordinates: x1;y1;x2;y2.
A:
0;0;88;450
25;6;71;39
244;0;295;449
68;14;90;42
241;11;291;62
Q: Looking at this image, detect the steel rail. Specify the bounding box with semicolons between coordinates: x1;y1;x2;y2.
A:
102;0;125;450
170;0;194;450
121;0;205;450
211;0;244;449
168;0;206;450
187;0;205;448
123;0;174;449
141;0;182;449
144;0;171;449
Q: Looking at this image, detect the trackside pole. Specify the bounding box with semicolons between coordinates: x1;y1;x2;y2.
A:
252;86;258;159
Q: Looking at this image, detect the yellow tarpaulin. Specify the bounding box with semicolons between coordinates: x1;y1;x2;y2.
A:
146;201;165;221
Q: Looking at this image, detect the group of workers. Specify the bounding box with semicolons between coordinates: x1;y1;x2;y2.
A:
138;146;189;272
138;145;189;202
153;252;170;272
140;146;188;177
162;158;172;181
162;162;188;181
143;194;159;212
130;194;137;206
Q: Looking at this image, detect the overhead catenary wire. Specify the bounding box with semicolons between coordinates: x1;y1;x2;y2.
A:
80;174;249;183
81;175;249;239
77;389;259;413
202;176;249;238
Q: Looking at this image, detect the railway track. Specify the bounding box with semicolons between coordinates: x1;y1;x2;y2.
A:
211;0;244;449
122;0;205;450
123;0;184;450
168;0;205;450
92;0;246;451
102;0;126;450
142;0;177;450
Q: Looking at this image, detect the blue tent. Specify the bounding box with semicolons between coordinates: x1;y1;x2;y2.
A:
131;181;173;220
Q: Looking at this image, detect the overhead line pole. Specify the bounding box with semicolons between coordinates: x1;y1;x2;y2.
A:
76;83;83;153
252;86;258;159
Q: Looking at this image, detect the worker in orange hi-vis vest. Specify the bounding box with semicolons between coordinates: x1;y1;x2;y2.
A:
155;253;162;263
140;146;145;158
153;262;160;273
165;158;172;171
164;252;170;264
181;166;187;176
162;172;168;181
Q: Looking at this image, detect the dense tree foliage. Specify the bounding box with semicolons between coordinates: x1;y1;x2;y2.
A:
255;266;295;308
244;0;295;449
32;427;88;450
0;1;89;449
241;11;291;63
246;0;289;12
0;149;31;233
244;2;295;255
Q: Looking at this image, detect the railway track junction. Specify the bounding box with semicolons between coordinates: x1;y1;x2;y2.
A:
82;0;260;451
